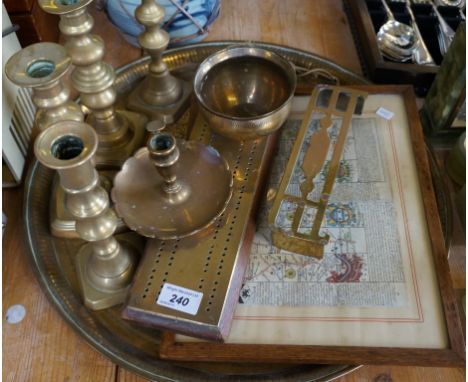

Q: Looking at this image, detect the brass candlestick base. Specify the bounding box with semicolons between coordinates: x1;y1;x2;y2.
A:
127;80;191;124
127;0;191;123
38;0;147;167
112;132;232;239
87;110;147;168
75;236;137;310
34;121;138;310
5;42;83;132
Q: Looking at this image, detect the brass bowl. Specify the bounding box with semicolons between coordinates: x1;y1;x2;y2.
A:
194;46;296;140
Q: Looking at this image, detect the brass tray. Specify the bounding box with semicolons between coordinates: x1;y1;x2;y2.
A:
24;41;377;381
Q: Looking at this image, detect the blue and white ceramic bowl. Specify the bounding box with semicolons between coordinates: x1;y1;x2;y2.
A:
106;0;220;47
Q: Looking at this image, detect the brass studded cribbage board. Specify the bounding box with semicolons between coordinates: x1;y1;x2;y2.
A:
122;114;277;341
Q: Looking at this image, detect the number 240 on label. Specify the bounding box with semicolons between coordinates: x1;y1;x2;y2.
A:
156;283;203;315
170;294;190;306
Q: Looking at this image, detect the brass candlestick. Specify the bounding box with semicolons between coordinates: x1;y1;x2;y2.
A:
127;0;191;123
38;0;146;167
34;121;138;310
112;132;232;239
6;41;83;239
5;42;83;132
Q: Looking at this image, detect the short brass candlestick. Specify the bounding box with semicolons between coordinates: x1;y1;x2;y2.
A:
34;121;138;310
38;0;146;167
127;0;191;123
112;132;232;239
5;42;83;132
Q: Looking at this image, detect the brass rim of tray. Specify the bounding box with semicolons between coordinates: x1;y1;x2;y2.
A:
24;41;386;382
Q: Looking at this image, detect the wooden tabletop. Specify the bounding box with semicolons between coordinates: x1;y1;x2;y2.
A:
2;1;465;381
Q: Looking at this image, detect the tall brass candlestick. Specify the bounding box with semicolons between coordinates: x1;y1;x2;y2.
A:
34;121;138;310
127;0;191;123
38;0;146;167
6;42;84;239
5;42;83;132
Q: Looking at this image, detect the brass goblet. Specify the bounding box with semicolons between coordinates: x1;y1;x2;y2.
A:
34;120;138;310
5;42;83;132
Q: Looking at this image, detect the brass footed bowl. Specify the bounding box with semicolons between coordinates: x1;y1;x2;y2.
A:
194;46;297;140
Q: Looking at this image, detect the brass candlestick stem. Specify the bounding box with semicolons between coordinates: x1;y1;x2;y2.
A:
127;0;191;123
149;133;184;195
38;0;146;167
34;121;138;310
5;42;83;132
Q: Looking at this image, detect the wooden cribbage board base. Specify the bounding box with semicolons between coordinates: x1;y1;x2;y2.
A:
122;115;277;341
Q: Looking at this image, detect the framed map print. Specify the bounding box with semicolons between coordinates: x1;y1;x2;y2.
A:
160;86;465;367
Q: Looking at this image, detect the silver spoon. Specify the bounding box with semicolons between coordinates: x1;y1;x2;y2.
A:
431;1;456;55
435;0;465;8
412;0;458;55
377;0;417;61
406;0;436;64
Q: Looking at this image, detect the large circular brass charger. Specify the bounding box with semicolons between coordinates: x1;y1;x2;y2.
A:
24;41;368;381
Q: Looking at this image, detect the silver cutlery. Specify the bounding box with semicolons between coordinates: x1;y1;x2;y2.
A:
377;0;417;62
405;0;436;64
